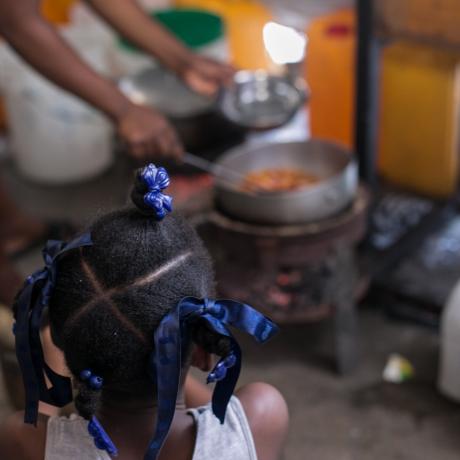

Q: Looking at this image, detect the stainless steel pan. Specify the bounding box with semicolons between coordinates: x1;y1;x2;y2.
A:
214;140;358;225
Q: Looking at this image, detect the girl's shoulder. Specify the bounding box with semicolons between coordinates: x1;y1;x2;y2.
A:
236;383;289;460
0;411;48;460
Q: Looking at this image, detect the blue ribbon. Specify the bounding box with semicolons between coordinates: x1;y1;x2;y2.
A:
145;297;278;460
141;164;173;220
14;233;93;425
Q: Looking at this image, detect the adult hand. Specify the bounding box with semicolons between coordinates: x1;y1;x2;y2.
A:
116;103;183;160
181;54;235;97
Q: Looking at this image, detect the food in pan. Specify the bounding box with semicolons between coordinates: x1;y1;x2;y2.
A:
241;168;319;193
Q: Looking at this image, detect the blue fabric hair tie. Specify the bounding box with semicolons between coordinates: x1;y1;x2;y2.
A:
14;233;93;425
145;297;279;460
140;164;173;220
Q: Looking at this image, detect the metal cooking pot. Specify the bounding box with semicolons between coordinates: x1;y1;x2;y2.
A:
214;140;358;225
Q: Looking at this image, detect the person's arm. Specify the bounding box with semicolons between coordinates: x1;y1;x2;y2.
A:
85;0;234;95
0;411;48;460
0;0;182;159
0;0;128;121
237;383;289;460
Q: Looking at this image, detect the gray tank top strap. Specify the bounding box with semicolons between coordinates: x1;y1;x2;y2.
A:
45;414;110;460
187;396;258;460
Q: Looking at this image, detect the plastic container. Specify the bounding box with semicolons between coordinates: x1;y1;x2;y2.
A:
378;42;460;198
138;0;171;9
439;280;460;401
41;0;77;24
114;8;229;76
174;0;273;70
306;8;356;149
1;28;113;184
6;88;113;184
376;0;460;48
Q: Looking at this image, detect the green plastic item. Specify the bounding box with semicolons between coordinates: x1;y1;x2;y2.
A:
119;8;224;53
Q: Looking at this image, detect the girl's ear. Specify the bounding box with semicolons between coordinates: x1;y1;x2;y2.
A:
190;345;213;372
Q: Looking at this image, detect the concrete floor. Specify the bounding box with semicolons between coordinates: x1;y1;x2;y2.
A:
1;158;460;460
240;315;460;460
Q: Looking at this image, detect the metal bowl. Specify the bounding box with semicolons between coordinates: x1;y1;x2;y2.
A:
218;70;308;130
215;140;358;225
118;67;246;152
119;67;214;117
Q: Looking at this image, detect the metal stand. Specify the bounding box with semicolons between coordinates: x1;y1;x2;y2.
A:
332;245;360;374
355;0;380;187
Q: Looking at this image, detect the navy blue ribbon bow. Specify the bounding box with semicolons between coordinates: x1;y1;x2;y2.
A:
14;233;93;425
145;297;278;460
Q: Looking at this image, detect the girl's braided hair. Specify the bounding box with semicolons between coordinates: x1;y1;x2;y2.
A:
48;172;230;420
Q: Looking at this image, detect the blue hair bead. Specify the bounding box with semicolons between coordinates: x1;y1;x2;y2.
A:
88;416;118;457
80;369;92;381
207;366;225;384
207;351;238;384
79;369;103;390
140;164;173;221
89;375;104;390
224;353;237;368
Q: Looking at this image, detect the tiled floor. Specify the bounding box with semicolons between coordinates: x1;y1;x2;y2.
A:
1;157;460;459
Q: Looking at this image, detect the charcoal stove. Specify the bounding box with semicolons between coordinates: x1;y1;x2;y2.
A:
197;187;370;374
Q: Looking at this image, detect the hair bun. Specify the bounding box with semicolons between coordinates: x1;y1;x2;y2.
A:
131;164;173;220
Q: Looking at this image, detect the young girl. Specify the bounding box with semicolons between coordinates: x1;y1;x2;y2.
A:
0;165;288;460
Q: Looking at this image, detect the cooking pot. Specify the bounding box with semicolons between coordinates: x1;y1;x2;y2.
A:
214;140;358;225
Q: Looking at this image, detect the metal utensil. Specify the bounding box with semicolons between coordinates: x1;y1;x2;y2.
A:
183;152;256;196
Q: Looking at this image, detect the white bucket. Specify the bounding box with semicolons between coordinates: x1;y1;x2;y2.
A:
439;280;460;401
1;26;114;185
6;88;113;185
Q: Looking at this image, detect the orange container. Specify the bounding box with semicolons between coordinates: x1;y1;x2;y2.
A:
41;0;77;24
306;8;356;149
174;0;273;70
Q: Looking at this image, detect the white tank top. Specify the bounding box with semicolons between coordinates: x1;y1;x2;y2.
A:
45;396;258;460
